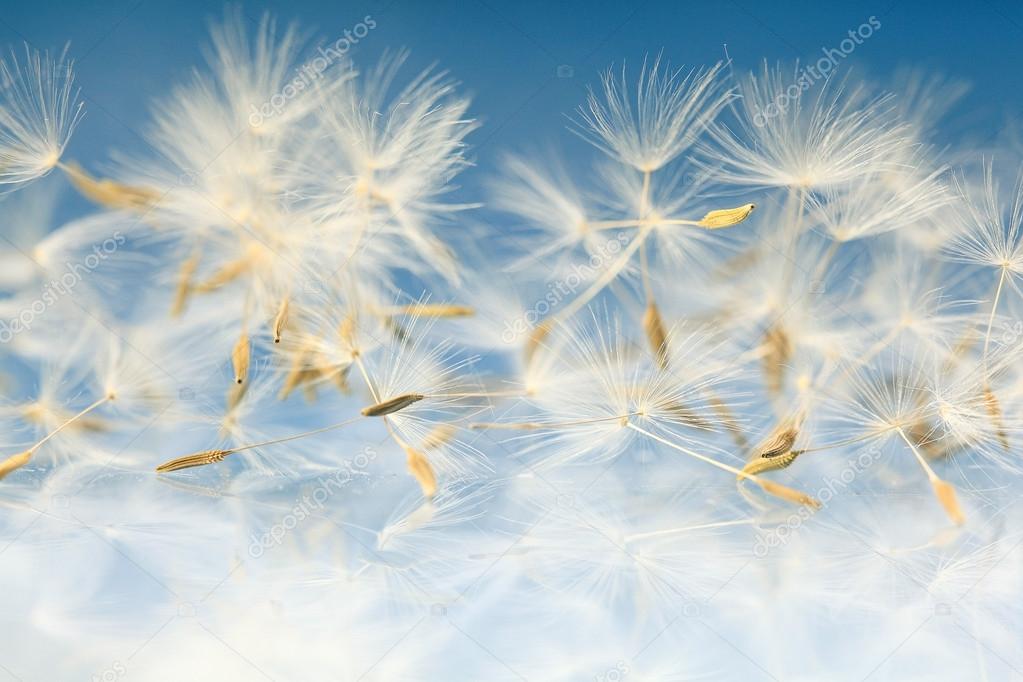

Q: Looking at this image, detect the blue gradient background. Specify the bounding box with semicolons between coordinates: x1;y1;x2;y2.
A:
0;0;1020;223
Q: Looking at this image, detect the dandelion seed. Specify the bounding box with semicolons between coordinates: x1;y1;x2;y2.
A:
404;446;437;497
762;325;792;395
155;448;232;473
0;45;84;189
231;333;250;384
0;449;34;480
171;250;201;316
752;422;800;459
525;320;554;363
697;203;756;229
574;57;731;172
361;393;426;417
741;450;801;477
755;479;821;509
420;424;458;450
932;479;965;526
194;257;250;293
380;303;475;318
982;385;1009;450
642;301;669;368
272;298;289;343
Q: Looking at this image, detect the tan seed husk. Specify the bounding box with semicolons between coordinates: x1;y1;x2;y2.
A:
194;258;250;293
171;251;201;317
709;394;748;448
421;424;457;450
390;304;474;318
339;316;358;352
742;450;801;477
405;446;437;497
525;320;553;364
932;479;965;525
662;401;714;430
226;381;248;413
0;449;34;480
156;449;232;473
61;161;159;211
698;203;756;229
361;393;425;417
756;479;821;509
762;325;792;395
273;298;290;344
983;385;1009;450
642;301;669;368
753;424;799;460
232;333;251;385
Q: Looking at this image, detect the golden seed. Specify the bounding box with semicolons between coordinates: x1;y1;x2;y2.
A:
405;446;437;497
642;301;669;369
756;479;820;508
387;303;475;318
932;479;965;525
0;449;34;480
194;257;250;293
171;251;201;317
360;393;425;417
232;333;251;385
272;298;290;344
762;325;792;395
156;449;232;473
61;161;159;211
421;424;457;450
525;320;553;363
983;385;1009;450
697;203;756;229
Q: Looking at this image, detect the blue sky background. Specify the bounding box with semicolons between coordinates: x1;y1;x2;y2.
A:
1;0;1021;219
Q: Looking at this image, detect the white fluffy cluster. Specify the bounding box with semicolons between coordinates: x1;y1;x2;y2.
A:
1;11;1022;681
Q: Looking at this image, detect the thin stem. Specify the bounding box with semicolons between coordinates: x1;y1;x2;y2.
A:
586;218;704;231
638;170;654;302
982;265;1007;372
792;426;894;455
897;427;939;482
624;519;754;545
231;415;364;453
32;395;109;451
431;390;526;399
352;353;380;403
627;422;752;480
554;226;652;324
471;412;639;430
